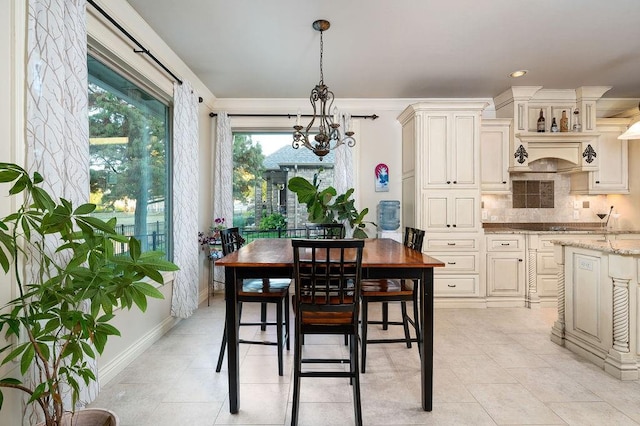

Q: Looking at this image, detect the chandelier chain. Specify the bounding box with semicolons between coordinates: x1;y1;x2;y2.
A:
319;30;324;84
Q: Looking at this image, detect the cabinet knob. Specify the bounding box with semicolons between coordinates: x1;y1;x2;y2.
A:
452;224;457;227
453;181;457;184
518;259;523;262
501;243;510;246
447;242;456;246
502;181;507;184
595;180;600;184
447;284;456;288
447;262;457;265
446;224;451;227
446;181;451;184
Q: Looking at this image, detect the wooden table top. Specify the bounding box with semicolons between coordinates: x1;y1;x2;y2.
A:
215;238;445;269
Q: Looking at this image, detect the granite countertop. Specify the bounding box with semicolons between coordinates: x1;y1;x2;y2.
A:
552;239;640;256
483;222;639;235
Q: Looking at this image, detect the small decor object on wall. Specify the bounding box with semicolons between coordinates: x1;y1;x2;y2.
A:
375;163;389;192
550;117;559;132
573;109;582;132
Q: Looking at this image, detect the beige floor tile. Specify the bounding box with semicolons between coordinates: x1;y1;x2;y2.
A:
90;300;640;425
548;401;639;425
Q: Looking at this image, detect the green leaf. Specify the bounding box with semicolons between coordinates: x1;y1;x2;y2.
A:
8;175;29;195
19;345;35;375
76;216;116;234
73;203;97;215
132;281;164;299
129;237;141;261
0;169;20;183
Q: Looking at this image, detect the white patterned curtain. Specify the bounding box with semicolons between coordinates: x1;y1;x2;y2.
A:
334;112;355;195
25;0;92;420
171;81;200;318
213;112;233;289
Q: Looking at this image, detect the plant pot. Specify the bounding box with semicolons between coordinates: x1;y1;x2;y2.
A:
37;408;119;426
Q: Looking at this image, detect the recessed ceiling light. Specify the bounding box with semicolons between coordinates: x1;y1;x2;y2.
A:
509;70;528;78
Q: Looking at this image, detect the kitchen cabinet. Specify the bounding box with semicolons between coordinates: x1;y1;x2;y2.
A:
422;112;479;189
570;118;629;195
485;235;525;303
399;102;487;306
425;234;482;299
423;191;479;232
480;119;511;193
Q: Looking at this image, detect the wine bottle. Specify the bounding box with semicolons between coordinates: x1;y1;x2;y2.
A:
550;117;559;132
560;110;569;132
537;109;545;132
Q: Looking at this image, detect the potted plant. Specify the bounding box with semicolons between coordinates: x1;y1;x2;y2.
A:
0;162;179;425
288;169;374;238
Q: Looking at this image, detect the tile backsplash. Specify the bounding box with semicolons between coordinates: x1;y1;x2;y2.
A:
512;180;554;208
482;160;610;223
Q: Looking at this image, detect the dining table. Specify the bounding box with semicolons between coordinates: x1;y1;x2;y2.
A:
215;237;444;413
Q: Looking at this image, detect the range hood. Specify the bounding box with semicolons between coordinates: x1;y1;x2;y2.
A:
509;132;600;174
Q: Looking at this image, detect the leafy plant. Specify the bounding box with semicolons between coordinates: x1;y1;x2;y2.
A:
288;169;374;238
259;213;287;231
0;162;179;425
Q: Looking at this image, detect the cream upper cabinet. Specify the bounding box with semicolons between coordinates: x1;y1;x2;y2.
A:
569;118;629;195
480;118;511;193
423;112;479;189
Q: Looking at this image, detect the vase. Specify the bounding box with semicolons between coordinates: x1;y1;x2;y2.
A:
37;408;119;426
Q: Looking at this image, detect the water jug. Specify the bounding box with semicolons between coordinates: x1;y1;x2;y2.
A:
377;200;400;231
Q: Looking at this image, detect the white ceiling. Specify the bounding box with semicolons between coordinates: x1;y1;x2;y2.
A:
125;0;640;101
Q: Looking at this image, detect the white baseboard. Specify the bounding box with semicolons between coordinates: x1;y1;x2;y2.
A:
434;298;488;309
98;315;180;386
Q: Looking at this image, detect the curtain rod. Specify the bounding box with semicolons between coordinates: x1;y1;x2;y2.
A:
87;0;183;85
208;113;379;120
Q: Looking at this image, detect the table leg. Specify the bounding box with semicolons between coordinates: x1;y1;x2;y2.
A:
225;267;240;413
420;267;434;411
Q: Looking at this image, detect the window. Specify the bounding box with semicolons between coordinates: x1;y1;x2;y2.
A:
88;55;171;258
232;132;334;233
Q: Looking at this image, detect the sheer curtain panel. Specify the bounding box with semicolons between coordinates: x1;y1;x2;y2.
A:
171;81;200;318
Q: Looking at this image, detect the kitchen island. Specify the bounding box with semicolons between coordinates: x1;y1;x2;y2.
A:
551;237;640;380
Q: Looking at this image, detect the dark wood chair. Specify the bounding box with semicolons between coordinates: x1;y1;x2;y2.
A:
291;238;365;426
360;227;425;373
215;227;290;376
305;223;346;239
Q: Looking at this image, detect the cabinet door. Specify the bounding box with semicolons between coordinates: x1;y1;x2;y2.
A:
480;120;510;192
424;114;449;188
591;131;628;192
451;195;477;230
451;114;477;187
486;253;524;296
423;192;478;232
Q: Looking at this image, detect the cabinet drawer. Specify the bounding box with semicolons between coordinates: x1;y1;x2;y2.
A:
432;254;478;273
486;235;525;251
426;237;478;251
434;275;479;297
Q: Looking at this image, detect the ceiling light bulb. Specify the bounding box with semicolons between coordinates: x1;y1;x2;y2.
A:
509;70;528;78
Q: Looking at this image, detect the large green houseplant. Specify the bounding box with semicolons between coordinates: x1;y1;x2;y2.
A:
288;169;374;238
0;162;179;425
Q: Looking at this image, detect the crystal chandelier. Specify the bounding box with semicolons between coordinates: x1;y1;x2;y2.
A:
292;20;355;160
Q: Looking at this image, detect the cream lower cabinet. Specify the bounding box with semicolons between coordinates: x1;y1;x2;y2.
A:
527;233;606;308
485;234;525;306
425;234;482;304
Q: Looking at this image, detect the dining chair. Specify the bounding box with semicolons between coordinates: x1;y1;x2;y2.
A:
215;227;291;376
305;223;346;239
360;226;425;373
291;238;365;426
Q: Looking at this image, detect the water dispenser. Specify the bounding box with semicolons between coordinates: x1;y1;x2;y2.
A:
378;200;400;230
